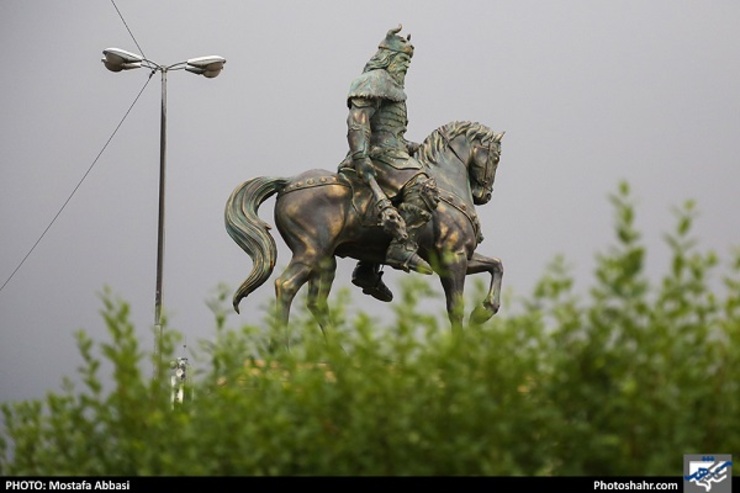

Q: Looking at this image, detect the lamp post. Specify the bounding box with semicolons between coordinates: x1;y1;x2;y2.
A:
102;48;225;380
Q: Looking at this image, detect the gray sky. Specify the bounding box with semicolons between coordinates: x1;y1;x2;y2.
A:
2;0;739;403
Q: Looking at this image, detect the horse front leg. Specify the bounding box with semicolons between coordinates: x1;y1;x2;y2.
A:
466;252;504;326
438;252;468;332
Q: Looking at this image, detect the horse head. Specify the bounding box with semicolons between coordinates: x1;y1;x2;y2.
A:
419;121;504;206
469;129;504;205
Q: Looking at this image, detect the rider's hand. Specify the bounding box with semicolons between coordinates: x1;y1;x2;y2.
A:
354;157;376;182
407;141;420;156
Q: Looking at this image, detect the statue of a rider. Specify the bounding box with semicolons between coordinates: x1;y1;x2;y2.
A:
340;25;440;302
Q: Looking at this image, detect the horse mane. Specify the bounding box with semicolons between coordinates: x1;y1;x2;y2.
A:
416;120;495;167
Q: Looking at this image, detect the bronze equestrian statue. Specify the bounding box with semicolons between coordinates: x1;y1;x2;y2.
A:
225;25;505;334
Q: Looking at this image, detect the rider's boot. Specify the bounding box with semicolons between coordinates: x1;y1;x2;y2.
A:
351;261;393;302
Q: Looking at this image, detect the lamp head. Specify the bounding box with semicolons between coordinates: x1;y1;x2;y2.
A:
102;48;143;72
185;56;226;78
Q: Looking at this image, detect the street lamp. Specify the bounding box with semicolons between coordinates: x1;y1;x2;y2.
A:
102;47;225;379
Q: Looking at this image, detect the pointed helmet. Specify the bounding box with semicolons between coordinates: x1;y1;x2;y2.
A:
378;24;414;56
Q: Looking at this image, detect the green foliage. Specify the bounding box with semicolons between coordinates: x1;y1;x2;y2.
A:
1;182;738;475
541;183;739;474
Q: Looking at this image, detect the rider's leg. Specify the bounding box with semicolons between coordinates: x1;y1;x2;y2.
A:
385;175;439;274
352;174;439;300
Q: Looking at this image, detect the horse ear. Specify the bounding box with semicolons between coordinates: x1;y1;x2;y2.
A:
494;131;505;142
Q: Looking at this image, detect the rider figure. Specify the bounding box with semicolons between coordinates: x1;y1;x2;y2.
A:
341;25;440;302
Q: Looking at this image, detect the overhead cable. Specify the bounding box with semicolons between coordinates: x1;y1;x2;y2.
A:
0;73;155;295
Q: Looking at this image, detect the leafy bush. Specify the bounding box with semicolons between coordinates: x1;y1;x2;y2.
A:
532;183;740;474
1;182;738;475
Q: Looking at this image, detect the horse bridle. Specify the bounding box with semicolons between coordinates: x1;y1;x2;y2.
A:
440;128;498;192
472;139;498;191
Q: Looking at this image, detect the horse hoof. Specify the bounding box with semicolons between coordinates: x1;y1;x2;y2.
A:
469;305;494;325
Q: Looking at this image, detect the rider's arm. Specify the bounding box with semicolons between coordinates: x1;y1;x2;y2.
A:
347;97;377;184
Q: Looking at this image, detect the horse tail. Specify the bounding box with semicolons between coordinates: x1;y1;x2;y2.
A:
225;176;290;313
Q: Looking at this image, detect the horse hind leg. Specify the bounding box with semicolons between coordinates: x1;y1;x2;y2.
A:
272;257;315;348
306;256;337;338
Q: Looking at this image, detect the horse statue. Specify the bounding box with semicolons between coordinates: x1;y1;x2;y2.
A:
225;120;504;334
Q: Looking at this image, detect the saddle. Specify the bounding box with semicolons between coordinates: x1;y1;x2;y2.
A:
340;168;395;227
279;168;381;227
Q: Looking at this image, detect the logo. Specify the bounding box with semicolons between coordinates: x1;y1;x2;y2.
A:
684;454;733;493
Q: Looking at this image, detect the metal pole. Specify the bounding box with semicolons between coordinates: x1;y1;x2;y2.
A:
154;67;167;380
